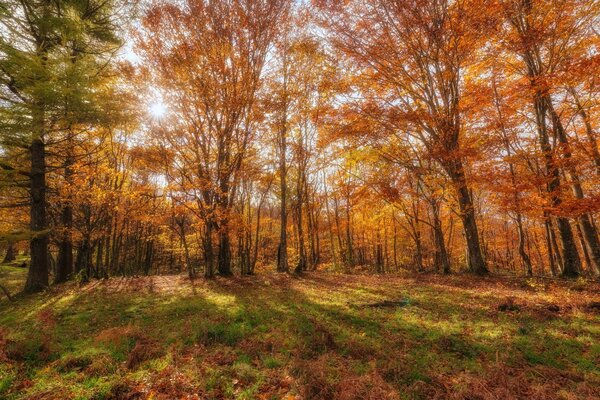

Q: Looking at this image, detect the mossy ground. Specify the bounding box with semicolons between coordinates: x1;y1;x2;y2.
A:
1;265;599;399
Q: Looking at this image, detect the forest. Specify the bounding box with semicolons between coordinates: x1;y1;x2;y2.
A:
0;0;599;399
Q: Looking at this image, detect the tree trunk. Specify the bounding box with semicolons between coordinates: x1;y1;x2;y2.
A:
180;222;193;279
345;195;354;268
323;177;339;269
531;93;581;277
546;98;600;276
556;218;581;277
516;214;533;276
295;172;307;274
431;200;451;274
543;218;557;276
75;238;92;282
250;198;265;275
2;242;16;264
446;160;487;275
55;204;73;283
217;228;232;276
25;137;49;293
277;47;289;274
204;223;214;278
568;87;600;175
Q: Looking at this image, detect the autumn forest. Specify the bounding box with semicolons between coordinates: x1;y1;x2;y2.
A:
0;0;599;399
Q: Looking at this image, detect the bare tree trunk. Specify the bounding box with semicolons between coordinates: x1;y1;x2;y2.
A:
0;284;13;301
25;136;49;293
492;76;534;276
2;242;16;264
392;217;398;271
178;220;194;279
217;228;232;276
576;223;593;274
431;200;450;274
546;99;600;276
323;176;339;269
532;94;581;277
276;45;290;274
568;87;600;175
345;193;354;268
204;222;214;278
446;160;487;275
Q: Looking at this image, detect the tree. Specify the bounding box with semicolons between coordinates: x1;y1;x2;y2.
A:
138;0;289;277
0;0;123;291
319;0;492;274
500;0;600;277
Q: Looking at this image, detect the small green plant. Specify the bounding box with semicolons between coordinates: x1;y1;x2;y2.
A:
262;355;282;369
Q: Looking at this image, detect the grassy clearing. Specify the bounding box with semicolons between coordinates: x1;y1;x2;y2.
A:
0;265;599;399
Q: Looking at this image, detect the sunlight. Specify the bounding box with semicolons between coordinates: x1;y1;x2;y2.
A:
148;101;167;119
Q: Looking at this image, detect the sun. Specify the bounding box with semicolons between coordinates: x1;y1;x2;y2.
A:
148;101;167;119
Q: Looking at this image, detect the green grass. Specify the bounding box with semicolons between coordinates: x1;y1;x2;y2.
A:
0;265;599;399
0;262;28;298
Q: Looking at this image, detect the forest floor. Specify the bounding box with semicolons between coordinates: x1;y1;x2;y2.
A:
0;265;599;400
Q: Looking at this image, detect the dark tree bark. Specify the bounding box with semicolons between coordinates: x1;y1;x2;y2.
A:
534;95;581;277
203;223;215;278
445;160;488;275
543;218;558;276
2;242;16;264
546;99;600;276
25;136;49;293
430;199;451;274
508;0;582;277
217;228;232;276
55;201;73;283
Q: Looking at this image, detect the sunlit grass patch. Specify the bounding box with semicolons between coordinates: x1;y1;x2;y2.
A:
0;271;598;399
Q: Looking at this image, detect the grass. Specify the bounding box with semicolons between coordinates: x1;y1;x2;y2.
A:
0;264;599;399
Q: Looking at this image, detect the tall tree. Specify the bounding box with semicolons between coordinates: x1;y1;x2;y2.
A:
0;0;122;291
138;0;289;276
320;0;491;274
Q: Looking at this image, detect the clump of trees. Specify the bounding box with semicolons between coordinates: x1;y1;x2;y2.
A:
1;0;599;292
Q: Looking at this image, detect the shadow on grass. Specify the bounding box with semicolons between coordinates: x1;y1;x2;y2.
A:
0;271;598;399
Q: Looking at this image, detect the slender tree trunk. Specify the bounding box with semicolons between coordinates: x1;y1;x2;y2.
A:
277;46;290;274
568;87;600;175
323;177;339;269
392;217;398;271
516;214;533;276
55;203;73;283
576;223;593;274
204;222;214;278
333;194;346;272
250;204;262;275
549;218;565;273
2;242;16;264
375;229;384;273
76;238;91;282
431;200;451;274
345;194;353;267
295;171;307;273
